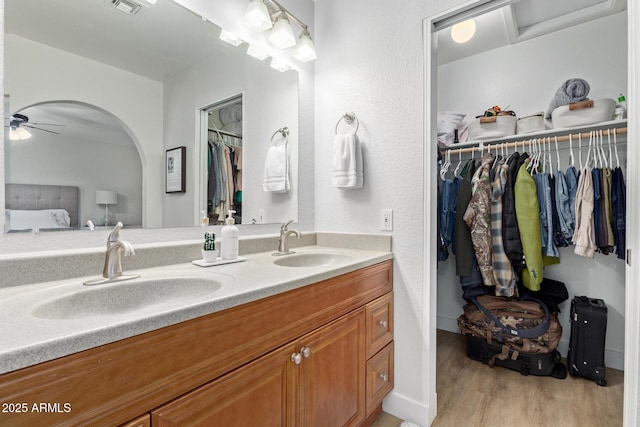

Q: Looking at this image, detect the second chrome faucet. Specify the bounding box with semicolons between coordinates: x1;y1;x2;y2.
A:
273;220;301;256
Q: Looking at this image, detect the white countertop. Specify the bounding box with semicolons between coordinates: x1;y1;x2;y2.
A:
0;245;392;375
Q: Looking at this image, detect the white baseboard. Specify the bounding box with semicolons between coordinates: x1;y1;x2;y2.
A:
382;391;429;427
438;315;624;370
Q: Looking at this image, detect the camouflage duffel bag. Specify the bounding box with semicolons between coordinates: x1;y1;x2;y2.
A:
457;295;562;354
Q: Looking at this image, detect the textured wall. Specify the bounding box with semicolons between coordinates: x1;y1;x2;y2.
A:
314;0;465;424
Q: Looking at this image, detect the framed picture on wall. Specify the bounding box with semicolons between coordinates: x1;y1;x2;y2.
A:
166;146;186;193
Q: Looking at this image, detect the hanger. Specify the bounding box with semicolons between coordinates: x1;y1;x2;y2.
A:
568;134;575;168
613;128;620;168
578;133;583;170
554;136;560;171
607;129;613;168
453;149;462;177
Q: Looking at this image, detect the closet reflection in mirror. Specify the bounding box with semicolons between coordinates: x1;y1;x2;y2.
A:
3;0;299;232
205;96;244;225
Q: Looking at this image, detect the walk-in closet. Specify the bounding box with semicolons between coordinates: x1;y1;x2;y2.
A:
427;1;632;424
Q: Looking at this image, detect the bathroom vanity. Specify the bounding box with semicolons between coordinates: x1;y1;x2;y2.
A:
0;237;393;427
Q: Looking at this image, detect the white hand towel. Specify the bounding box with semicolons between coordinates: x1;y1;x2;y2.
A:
332;133;363;189
263;144;289;193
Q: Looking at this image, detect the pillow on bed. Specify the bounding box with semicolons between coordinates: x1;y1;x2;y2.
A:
5;209;72;231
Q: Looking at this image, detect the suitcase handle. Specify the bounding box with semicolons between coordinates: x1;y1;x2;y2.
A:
471;296;551;341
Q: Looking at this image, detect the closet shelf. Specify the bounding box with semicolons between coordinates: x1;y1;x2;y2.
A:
442;119;627;154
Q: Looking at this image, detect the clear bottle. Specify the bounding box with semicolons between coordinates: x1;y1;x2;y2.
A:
617;93;627;119
220;210;239;260
201;210;209;228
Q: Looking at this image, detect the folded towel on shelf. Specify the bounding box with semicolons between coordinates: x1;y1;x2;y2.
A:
546;78;591;119
262;143;289;193
332;133;363;189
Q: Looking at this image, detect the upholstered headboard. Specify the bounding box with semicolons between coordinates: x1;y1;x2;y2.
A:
5;184;80;227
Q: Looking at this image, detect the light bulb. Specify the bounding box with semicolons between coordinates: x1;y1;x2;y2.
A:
242;0;273;32
294;30;317;62
451;19;476;44
269;15;296;49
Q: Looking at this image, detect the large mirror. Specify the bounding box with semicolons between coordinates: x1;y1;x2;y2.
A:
3;0;298;232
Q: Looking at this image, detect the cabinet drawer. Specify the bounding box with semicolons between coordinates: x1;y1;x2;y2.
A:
366;342;394;415
118;414;150;427
366;292;393;358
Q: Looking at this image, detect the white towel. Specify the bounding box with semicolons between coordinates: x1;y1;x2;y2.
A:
263;143;289;193
332;133;363;189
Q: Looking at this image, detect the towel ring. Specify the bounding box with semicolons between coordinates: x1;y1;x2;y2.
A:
270;127;289;145
335;112;359;134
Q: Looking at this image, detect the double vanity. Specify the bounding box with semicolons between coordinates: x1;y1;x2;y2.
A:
0;232;394;427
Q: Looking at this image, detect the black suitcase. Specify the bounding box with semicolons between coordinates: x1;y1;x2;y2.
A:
466;334;567;379
567;296;608;386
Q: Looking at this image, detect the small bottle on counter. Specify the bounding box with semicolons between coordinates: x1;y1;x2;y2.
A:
201;210;209;228
220;210;239;260
616;93;627;119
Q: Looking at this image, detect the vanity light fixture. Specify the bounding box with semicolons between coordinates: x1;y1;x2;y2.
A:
294;29;317;62
242;0;273;32
247;44;270;60
242;0;317;61
270;57;290;72
9;127;32;141
269;14;296;49
219;29;243;47
451;19;476;43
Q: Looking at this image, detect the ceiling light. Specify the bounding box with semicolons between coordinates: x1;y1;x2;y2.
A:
242;0;273;32
9;127;32;141
270;57;290;72
294;29;317;62
220;29;243;47
269;15;296;49
451;19;476;44
247;44;269;60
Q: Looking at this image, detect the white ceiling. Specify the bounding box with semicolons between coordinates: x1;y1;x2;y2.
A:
5;0;230;145
437;0;626;65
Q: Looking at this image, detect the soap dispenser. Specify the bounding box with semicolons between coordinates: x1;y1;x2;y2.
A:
220;210;239;260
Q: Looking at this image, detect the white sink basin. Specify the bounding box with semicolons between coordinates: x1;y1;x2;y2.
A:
31;277;223;319
272;252;355;268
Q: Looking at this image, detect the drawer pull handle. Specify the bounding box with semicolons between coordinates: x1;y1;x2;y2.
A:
301;346;312;358
291;353;302;365
379;320;388;329
379;373;388;382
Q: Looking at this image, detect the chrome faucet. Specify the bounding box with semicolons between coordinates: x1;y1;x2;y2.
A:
84;222;140;285
273;220;301;256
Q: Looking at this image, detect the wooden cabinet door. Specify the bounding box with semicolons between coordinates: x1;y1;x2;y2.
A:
298;309;366;427
151;342;298;427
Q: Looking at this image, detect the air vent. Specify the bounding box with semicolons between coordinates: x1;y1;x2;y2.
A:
110;0;142;15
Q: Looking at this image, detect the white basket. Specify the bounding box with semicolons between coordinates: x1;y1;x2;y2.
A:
468;115;517;140
551;99;615;129
517;112;545;134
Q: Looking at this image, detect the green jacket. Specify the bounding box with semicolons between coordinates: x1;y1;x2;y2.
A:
515;160;543;291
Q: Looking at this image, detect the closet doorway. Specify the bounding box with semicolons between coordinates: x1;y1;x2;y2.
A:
423;1;639;425
198;94;244;225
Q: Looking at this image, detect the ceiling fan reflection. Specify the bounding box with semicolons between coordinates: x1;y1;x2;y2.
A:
6;113;65;140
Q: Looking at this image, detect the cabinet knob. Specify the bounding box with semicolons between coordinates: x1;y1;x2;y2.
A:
379;373;388;382
301;346;312;358
291;353;302;365
379;320;388;329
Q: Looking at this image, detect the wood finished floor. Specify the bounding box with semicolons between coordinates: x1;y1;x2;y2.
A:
431;329;624;427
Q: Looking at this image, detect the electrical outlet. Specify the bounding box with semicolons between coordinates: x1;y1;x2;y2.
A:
381;209;393;231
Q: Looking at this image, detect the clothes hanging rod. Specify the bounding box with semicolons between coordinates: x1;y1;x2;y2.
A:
208;128;242;139
442;126;627;155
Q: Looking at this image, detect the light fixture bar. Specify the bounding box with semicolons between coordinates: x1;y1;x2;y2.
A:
265;0;308;31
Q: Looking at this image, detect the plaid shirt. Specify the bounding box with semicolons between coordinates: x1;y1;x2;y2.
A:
491;158;517;297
